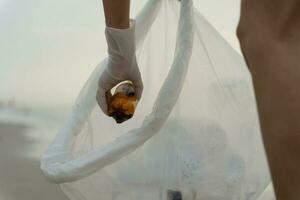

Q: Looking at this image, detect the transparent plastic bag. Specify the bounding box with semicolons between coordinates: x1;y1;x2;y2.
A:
41;0;272;199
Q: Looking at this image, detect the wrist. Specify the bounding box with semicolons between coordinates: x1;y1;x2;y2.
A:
105;19;136;61
106;19;130;29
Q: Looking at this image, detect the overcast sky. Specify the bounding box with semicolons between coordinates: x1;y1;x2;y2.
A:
0;0;241;108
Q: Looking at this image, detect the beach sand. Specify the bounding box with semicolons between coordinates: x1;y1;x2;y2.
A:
0;120;275;200
0;122;69;200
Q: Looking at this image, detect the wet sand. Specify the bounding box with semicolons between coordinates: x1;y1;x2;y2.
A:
0;122;69;200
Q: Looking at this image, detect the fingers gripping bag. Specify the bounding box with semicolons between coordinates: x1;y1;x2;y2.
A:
40;0;273;199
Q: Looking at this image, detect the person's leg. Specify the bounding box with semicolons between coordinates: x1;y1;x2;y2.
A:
237;0;300;199
102;0;130;29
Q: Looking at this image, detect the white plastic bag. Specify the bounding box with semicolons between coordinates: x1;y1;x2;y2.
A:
41;0;272;199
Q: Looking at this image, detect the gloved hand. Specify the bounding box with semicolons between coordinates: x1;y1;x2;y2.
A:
96;19;143;116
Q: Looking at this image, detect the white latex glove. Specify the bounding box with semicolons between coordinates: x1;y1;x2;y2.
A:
96;19;143;116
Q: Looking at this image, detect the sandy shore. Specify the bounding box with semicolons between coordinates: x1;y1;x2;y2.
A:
0;122;69;200
0;120;275;200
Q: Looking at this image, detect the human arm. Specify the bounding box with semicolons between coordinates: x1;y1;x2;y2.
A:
97;0;143;116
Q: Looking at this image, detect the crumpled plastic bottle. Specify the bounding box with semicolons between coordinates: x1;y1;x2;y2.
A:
108;81;138;123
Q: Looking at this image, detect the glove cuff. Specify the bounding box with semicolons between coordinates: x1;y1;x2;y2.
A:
105;19;136;63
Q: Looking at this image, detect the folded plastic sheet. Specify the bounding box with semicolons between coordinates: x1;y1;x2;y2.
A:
41;0;272;199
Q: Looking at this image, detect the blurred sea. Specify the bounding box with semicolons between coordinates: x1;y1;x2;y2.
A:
0;106;70;200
